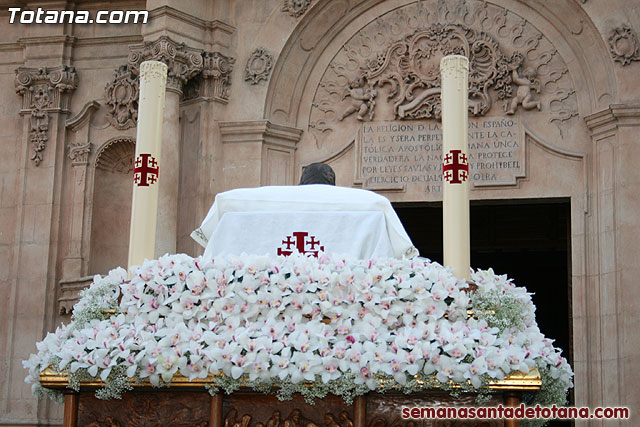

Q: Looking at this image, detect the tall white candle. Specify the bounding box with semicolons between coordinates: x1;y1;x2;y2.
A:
127;61;168;271
440;55;470;280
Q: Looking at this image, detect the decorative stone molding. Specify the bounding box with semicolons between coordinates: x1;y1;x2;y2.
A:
128;36;203;94
608;25;640;66
584;103;640;136
244;48;273;85
219;120;303;147
68;142;92;166
15;65;78;165
95;137;136;174
282;0;312;17
15;65;78;112
105;65;139;130
58;276;93;315
66;100;100;132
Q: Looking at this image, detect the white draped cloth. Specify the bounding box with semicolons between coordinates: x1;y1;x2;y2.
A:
191;185;419;260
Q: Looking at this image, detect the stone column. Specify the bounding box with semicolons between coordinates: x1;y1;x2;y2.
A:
128;37;203;257
584;104;640;415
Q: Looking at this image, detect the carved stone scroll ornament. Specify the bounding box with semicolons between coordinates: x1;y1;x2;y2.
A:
68;142;92;166
609;25;640;65
128;36;204;94
282;0;312;17
245;48;274;84
105;65;139;129
15;65;78;165
338;24;539;121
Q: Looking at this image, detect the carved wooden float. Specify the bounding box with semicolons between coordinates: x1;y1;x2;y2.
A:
41;368;541;427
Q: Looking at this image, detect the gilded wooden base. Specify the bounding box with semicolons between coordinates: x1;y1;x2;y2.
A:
39;368;541;391
41;370;538;427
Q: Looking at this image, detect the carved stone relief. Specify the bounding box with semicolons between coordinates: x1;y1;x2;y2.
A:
105;65;139;129
282;0;313;18
608;25;640;65
245;48;274;84
128;36;204;94
309;0;577;142
342;24;539;120
15;65;78;165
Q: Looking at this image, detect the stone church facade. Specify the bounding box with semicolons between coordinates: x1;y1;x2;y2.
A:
0;0;638;425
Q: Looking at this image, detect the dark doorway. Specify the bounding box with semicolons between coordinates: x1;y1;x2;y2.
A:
394;199;573;422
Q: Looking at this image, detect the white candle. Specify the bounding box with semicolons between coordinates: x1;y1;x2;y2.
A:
440;55;470;280
127;61;168;272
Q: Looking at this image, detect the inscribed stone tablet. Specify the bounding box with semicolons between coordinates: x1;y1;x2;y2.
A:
359;118;524;194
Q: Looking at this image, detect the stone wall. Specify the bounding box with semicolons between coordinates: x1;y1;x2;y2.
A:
0;0;639;425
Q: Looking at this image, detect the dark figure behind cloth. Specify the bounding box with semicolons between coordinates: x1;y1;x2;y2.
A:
299;163;336;185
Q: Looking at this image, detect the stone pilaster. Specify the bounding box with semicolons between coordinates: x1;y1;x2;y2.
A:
218;121;303;190
15;65;78;166
584;104;640;414
57;101;100;314
59;136;93;315
6;64;77;423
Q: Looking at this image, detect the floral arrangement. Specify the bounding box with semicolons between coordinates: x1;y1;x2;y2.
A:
24;252;572;426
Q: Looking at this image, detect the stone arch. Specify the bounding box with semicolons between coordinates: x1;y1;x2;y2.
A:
264;0;617;128
95;136;136;173
89;136;135;275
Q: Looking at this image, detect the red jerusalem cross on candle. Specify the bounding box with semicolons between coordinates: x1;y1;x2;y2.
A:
133;153;159;187
442;149;469;184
